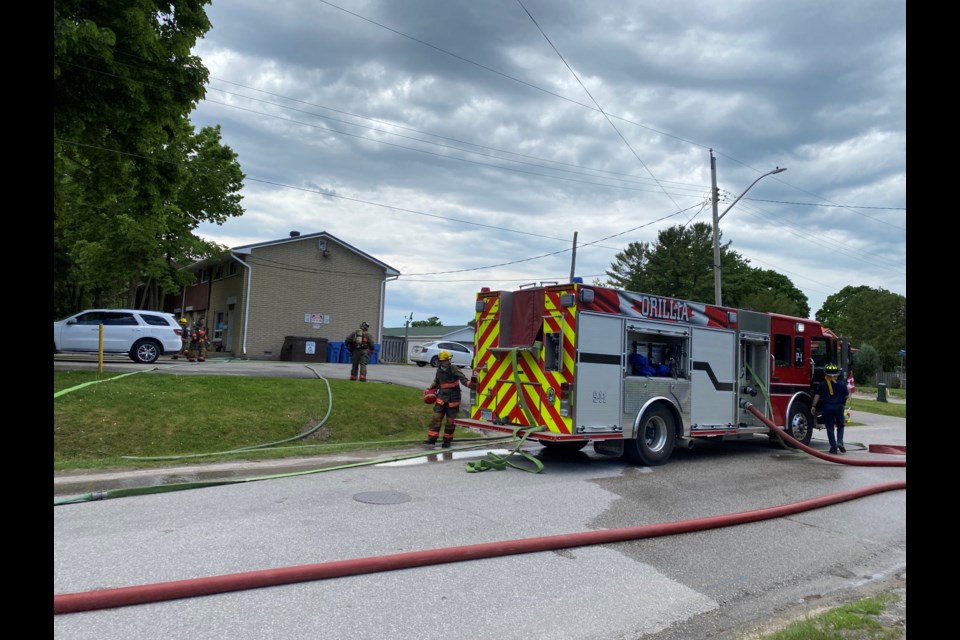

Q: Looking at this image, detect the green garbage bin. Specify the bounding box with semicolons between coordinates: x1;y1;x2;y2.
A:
876;383;887;402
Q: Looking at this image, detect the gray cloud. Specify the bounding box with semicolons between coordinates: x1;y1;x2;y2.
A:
190;0;906;327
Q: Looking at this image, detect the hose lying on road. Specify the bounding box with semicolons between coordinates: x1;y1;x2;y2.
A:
53;479;906;615
745;402;906;467
53;395;907;613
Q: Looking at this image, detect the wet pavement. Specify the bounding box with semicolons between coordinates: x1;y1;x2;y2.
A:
54;355;905;500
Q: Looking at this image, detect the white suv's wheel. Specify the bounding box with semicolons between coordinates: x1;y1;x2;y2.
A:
130;339;161;364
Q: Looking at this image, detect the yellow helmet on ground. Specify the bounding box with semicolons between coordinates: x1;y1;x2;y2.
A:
438;350;452;362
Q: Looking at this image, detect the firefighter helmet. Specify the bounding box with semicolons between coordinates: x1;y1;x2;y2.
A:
361;321;370;329
438;350;452;362
824;363;840;376
422;388;437;404
179;317;188;325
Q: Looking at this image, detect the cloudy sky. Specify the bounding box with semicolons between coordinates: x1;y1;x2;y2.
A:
188;0;906;329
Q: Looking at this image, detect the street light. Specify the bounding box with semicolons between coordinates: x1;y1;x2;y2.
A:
710;150;786;306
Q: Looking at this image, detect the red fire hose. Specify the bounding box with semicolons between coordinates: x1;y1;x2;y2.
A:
743;401;906;467
55;400;905;615
54;480;904;615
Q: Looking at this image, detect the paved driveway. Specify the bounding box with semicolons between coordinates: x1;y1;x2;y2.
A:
53;354;449;389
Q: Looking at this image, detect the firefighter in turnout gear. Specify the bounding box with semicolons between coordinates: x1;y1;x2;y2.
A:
346;321;373;381
423;350;475;448
171;317;190;359
188;317;209;363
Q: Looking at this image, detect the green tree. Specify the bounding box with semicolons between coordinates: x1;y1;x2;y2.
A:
641;224;719;302
606;240;650;292
54;1;243;318
738;269;810;318
412;317;443;327
605;223;803;312
850;343;882;386
816;286;905;370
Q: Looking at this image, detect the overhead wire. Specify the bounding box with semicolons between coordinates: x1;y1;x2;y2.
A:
59;4;904;297
515;0;682;214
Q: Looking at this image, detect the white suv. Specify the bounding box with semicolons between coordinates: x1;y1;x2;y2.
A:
411;340;474;368
54;309;184;364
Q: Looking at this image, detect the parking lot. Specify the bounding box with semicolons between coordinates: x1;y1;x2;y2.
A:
53;354;446;389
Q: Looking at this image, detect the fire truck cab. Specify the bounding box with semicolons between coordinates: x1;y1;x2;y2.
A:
455;283;851;466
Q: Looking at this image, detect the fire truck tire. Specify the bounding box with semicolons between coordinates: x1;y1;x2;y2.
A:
538;440;589;453
624;405;676;466
784;402;815;447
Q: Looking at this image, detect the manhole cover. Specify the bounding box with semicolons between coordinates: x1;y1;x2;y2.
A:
352;490;412;505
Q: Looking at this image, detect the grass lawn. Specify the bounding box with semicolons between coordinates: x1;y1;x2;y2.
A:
54;371;487;471
54;372;904;471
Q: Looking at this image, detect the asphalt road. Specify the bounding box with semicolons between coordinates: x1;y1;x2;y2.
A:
54;356;907;640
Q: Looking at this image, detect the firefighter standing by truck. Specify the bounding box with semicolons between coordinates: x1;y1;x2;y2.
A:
813;363;848;454
188;317;209;363
171;317;190;359
346;321;373;381
423;350;475;449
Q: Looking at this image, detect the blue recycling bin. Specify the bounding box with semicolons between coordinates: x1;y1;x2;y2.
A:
369;344;380;365
339;344;352;363
327;341;343;364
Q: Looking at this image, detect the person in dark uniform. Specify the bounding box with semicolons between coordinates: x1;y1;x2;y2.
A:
346;321;373;381
813;363;848;454
423;350;475;448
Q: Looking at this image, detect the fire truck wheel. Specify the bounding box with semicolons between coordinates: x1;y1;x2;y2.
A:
624;405;676;466
784;402;815;447
538;440;589;454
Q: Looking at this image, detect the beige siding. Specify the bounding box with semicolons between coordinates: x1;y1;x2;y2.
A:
240;237;384;359
206;269;246;354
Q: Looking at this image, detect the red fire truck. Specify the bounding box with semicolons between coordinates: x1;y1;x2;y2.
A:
454;282;853;465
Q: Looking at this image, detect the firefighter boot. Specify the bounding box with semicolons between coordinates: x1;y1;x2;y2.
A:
441;439;452;449
423;438;437;449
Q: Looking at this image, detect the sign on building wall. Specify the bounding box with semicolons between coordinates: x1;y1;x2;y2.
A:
304;313;331;325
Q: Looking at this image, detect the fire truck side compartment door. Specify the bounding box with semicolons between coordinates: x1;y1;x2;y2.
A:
690;327;737;428
574;312;623;431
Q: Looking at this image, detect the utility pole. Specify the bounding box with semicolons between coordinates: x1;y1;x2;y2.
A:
403;313;413;364
569;231;578;282
710;150;721;306
710;150;786;306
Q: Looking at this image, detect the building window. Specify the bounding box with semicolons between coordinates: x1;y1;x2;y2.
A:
214;312;225;340
228;261;238;276
773;334;791;369
214;265;223;280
